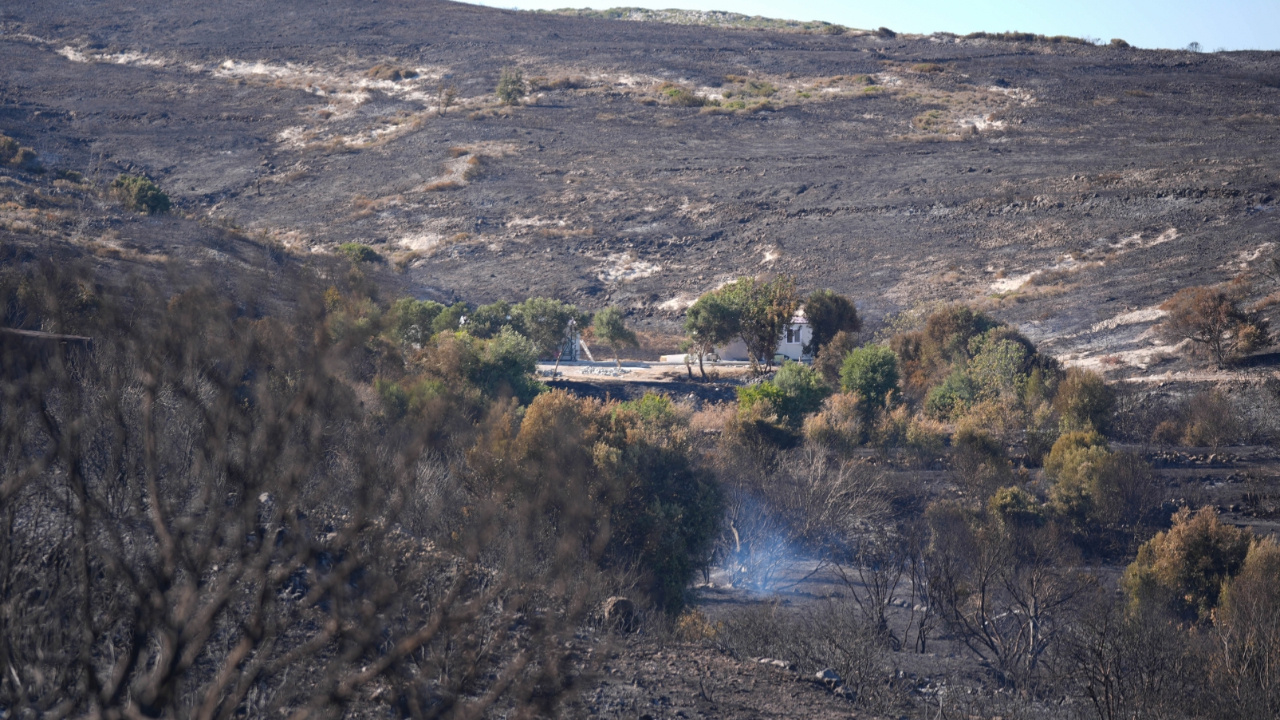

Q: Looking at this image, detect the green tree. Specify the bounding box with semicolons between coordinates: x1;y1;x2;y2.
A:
496;66;526;105
720;275;800;369
468;300;513;339
511;297;584;359
387;297;445;346
592;306;638;367
431;301;470;335
802;289;860;356
683;290;740;379
475;326;543;403
840;344;899;419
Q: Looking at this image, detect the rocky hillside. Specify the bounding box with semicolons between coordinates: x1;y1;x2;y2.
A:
2;0;1279;376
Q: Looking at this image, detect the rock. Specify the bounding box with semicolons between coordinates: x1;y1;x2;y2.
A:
601;596;637;633
816;668;842;687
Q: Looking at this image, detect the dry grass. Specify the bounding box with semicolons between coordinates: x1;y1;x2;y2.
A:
690;403;734;434
422;178;464;192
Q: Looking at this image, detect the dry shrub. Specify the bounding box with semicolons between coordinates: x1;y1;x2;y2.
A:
1159;285;1270;367
1182;389;1246;448
1123;506;1252;621
956;396;1025;448
689;401;734;435
1149;389;1250;448
715;600;902;711
814;329;858;385
951;424;1012;497
1212;538;1280;716
713;446;888;591
461;154;485;181
529;75;589;91
904;414;947;466
674;608;721;642
367;64;419;81
803;391;865;453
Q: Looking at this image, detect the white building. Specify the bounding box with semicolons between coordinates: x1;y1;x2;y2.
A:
712;308;813;363
776;307;813;362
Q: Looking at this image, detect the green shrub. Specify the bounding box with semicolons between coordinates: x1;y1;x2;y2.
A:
0;135;16;164
839;344;899;418
1053;368;1114;434
989;486;1046;528
924;367;976;419
338;242;381;264
510;297;586;359
1044;430;1107;481
592;306;639;367
737;380;789;418
1045;430;1111;522
496;66;526;105
513;390;722;613
375;377;447;420
111;174;170;214
1046;430;1160;540
717;275;799;367
729;79;776;97
966;329;1035;396
894;304;1001;398
475;327;543;403
772;361;832;420
659;83;707;107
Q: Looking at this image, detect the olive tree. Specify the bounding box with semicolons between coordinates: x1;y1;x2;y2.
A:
683;291;740;379
720;275;800;369
592;306;638;367
802;289;861;356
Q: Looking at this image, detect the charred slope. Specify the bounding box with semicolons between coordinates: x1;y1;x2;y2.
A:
2;0;1279;371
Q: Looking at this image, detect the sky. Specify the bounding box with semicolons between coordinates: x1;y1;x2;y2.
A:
463;0;1280;51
